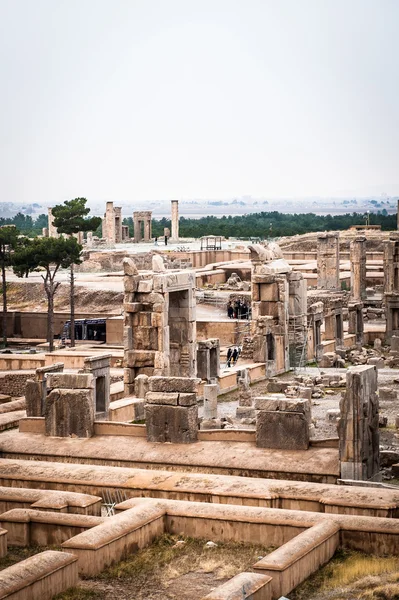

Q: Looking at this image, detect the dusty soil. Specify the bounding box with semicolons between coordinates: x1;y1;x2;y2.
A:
55;535;274;600
6;282;123;314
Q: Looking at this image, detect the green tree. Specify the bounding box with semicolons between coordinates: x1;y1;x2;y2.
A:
13;237;82;352
52;198;101;347
0;226;20;347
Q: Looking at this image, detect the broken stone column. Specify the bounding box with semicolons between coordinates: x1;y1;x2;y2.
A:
255;396;310;450
102;202;116;245
121;225;130;241
114;206;122;243
348;301;364;347
171;200;179;242
288;272;307;369
203;383;218;419
350;236;366;301
338;365;380;481
236;368;254;419
47;208;60;239
82;354;111;416
197;338;220;383
44;373;95;438
25;363;64;417
317;233;339;290
145;376;199;443
309;302;324;362
86;231;93;247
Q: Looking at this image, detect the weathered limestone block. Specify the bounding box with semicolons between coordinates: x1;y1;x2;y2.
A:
146;392;179;405
256;411;309;450
123;257;138;276
134;374;149;398
46;373;94;390
149;376;199;394
203;384;218;419
25;380;43;417
338;365;380;481
45;389;94;438
379;387;397;401
145;404;198;443
125;350;156;368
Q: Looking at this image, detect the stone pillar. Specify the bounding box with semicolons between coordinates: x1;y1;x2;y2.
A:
26;363;65;417
339;365;380;481
197;339;220;382
350;236;366;301
144;216;151;241
145;376;199;443
171;200;179;241
48;208;60;239
348;301;364;347
86;231;93;247
317;233;339;290
82;354;111;417
44;373;95;438
121;225;130;241
102;202;116;244
309;303;324;362
236;368;254;419
203;383;218;419
114;207;122;243
288;272;307;369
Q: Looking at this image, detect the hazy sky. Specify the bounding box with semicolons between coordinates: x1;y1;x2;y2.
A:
0;0;398;206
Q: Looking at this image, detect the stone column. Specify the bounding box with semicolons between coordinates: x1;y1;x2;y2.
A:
339;365;380;481
171;200;179;241
114;207;122;243
350;236;366;301
48;208;60;239
348;301;364;347
144;216;151;241
203;383;218;419
317;233;339;290
102;202;116;244
86;231;93;247
133;212;141;242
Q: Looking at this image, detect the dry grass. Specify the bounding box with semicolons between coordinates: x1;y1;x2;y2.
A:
292;550;399;600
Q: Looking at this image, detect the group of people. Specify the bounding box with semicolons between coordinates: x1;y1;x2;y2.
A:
226;346;241;368
227;299;250;320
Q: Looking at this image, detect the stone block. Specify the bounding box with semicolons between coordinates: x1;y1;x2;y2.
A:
236;406;256;419
379;387;397;402
200;418;222;430
137;279;153;293
123;257;138;276
256;411;309;450
145;404;198;443
25;379;43;417
134;374;149;398
125;350;155;368
46;373;94;390
254;396;309;414
145;392;179;405
45;389;94;438
124;302;142;313
149;376;199;393
178;393;197;407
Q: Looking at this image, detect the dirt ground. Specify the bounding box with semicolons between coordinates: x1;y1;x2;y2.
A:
55;535;274;600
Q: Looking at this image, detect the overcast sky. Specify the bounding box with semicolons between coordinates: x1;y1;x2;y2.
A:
0;0;398;207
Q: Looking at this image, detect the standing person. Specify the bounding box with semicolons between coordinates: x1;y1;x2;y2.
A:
232;346;239;365
226;347;233;368
227;302;233;319
164;235;168;245
154;237;158;246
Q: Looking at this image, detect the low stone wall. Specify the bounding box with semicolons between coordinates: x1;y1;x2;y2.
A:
0;485;101;516
0;509;104;546
0;355;45;371
1;459;397;519
0;399;26;414
254;521;339;598
0;371;35;397
201;572;272;600
0;550;78;600
61;503;165;576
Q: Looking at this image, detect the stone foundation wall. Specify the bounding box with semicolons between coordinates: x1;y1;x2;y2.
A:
0;372;35;398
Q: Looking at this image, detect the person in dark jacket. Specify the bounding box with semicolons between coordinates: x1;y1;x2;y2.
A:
226;347;233;367
232;346;239;365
